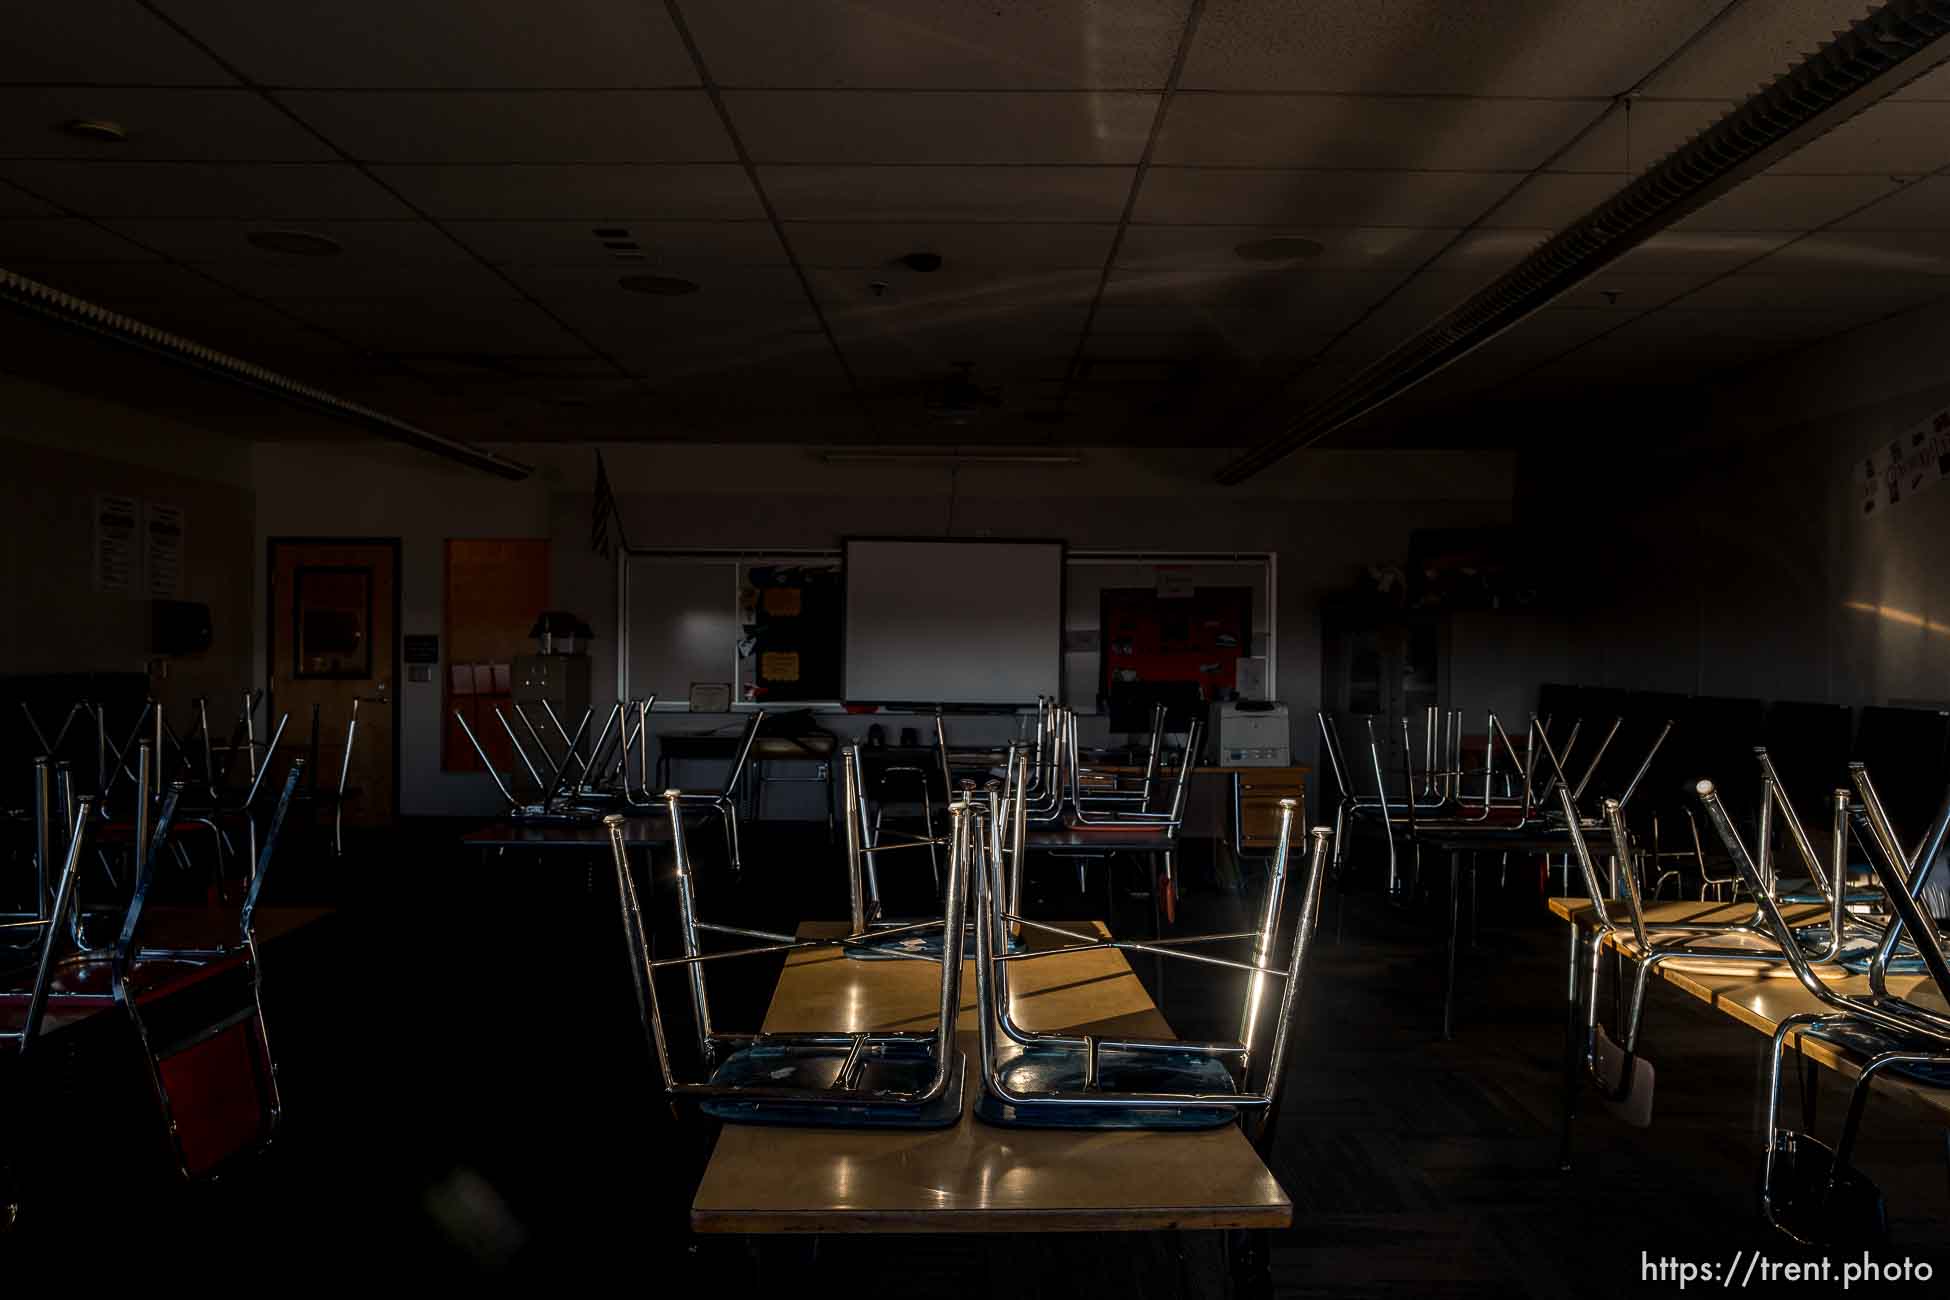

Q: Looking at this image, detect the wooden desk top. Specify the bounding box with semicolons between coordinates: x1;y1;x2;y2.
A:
1549;898;1950;1118
691;920;1291;1235
461;816;674;850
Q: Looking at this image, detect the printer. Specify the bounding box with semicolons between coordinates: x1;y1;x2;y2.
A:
1217;701;1290;767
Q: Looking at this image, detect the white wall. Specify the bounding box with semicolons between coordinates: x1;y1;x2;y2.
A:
0;374;255;716
1522;295;1950;712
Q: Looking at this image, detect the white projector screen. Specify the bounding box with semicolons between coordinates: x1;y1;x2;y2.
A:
843;539;1063;706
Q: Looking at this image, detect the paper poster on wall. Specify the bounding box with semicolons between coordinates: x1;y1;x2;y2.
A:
144;501;184;598
1862;411;1949;517
93;494;138;594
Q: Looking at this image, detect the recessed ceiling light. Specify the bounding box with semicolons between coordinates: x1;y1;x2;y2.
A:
59;118;128;144
618;274;699;295
898;251;944;273
246;229;343;257
1233;236;1325;262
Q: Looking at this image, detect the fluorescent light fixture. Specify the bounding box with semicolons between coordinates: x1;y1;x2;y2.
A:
820;448;1082;465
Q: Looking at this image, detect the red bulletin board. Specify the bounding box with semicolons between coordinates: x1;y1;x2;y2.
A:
1099;586;1252;699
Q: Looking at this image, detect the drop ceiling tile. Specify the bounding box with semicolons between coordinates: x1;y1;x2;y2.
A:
1831;174;1950;230
0;89;335;162
0;182;57;216
1477;172;1629;226
1893;58;1950;101
760;166;1132;222
1553;270;1727;310
1156;94;1605;171
2;1;233;85
1633;1;1881;99
1771;102;1950;176
3;258;239;300
0;218;158;261
1117;224;1459;270
810;267;1101;333
1764;229;1950;274
1680;271;1944;315
151;0;697;87
844;333;1078;379
786;221;1115;268
1134;169;1520;226
1551;100;1726;173
510;263;805;307
682;0;1192;89
1620;307;1882;342
1101;267;1408;332
0;162;411;218
1671;173;1903;230
277;91;732;163
726;90;1156;164
447;218;788;267
1181;0;1727;94
197;255;524;300
611;330;835;378
103;217;468;263
370;164;762;219
1606;230;1797;274
268;294;591;355
831;304;1088;344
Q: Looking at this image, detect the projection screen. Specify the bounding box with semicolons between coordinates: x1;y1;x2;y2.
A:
843;538;1063;706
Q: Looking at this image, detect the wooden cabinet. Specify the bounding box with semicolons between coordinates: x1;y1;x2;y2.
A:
1234;767;1308;853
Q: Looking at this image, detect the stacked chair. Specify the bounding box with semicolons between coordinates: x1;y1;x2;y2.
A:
611;741;1335;1138
1553;696;1950;1245
456;696;766;873
2;729;308;1226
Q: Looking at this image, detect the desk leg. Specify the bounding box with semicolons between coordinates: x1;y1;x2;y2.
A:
1228;1227;1273;1300
1443;849;1460;1041
1558;921;1583;1172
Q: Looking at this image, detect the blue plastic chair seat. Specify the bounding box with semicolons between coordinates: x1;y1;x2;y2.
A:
698;1041;965;1128
845;924;1023;961
975;1043;1241;1129
1803;1021;1950;1086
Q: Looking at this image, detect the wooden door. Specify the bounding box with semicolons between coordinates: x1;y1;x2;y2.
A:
269;539;399;824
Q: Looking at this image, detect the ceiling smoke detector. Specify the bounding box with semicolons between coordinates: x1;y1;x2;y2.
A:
619;274;700;296
247;229;344;257
1233;236;1325;262
59;118;128;144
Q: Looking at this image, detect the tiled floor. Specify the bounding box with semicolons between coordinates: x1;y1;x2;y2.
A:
7;821;1947;1292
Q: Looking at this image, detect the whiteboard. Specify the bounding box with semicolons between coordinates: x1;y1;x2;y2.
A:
843;539;1063;706
623;557;737;702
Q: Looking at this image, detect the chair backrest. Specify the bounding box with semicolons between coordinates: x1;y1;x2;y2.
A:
10;797;95;1059
720;708;766;799
112;764;302;1179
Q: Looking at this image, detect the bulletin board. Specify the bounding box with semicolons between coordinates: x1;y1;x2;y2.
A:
742;563;841;702
620;547;1275;714
1099;586;1253;702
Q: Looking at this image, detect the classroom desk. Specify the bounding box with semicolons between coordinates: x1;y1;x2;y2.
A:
1419;827;1579;1040
690;919;1291;1235
657;729;840;823
1083;763;1309;855
1547;896;1950;1168
461;815;674;852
